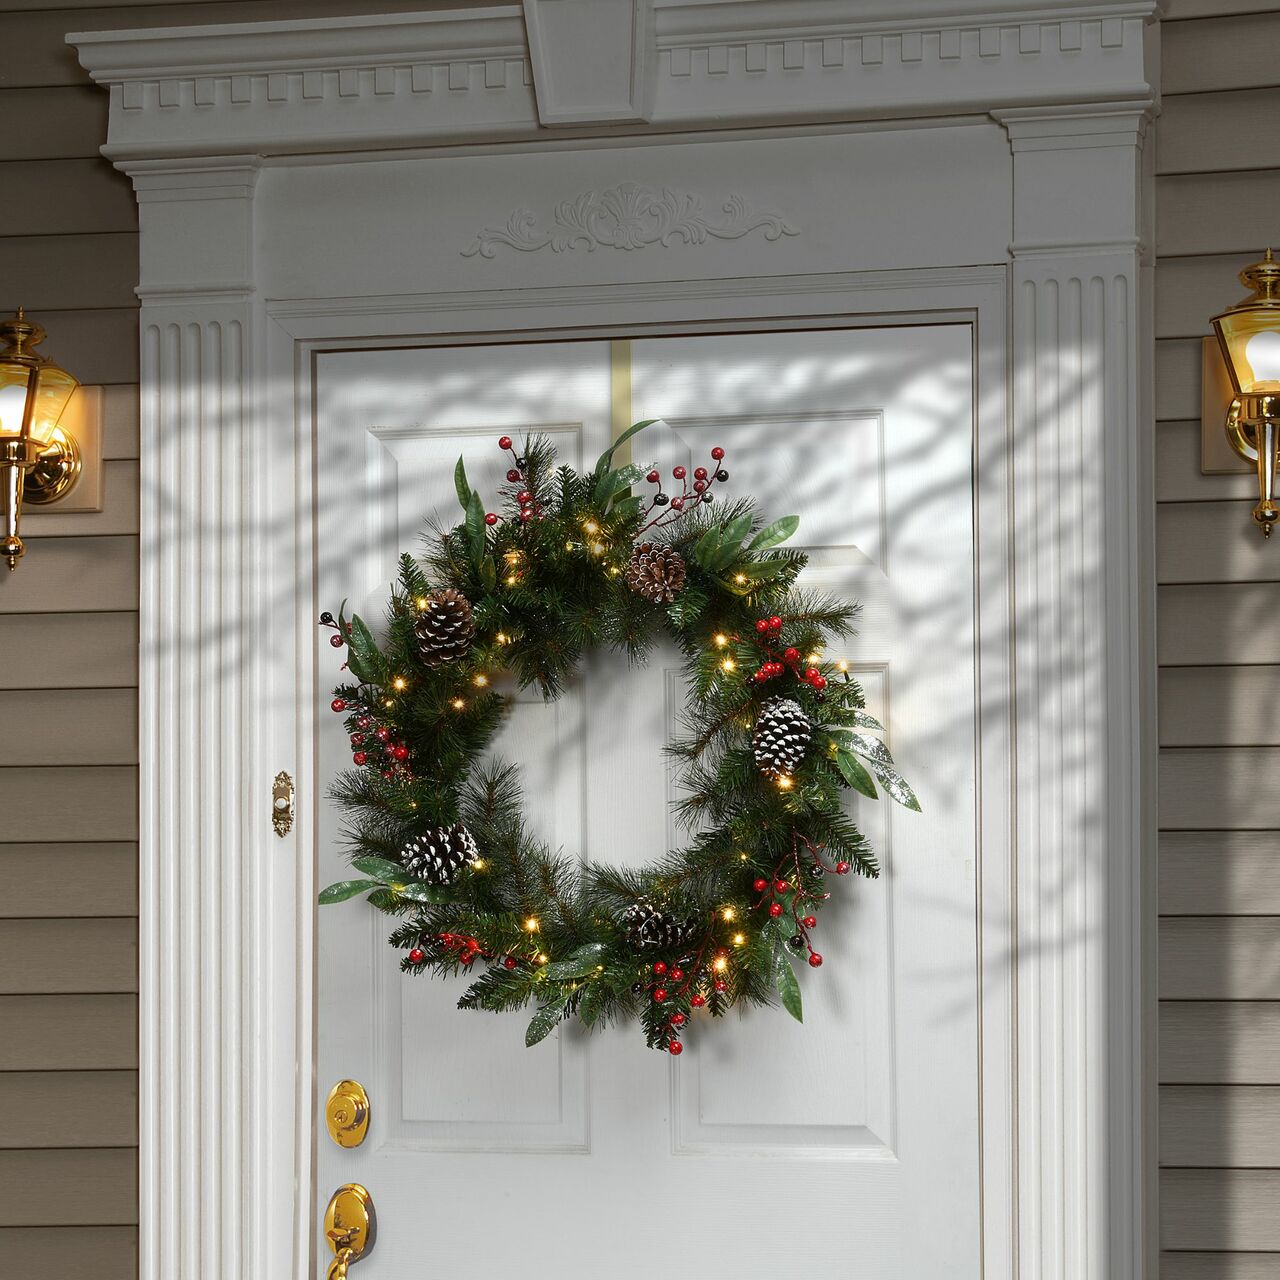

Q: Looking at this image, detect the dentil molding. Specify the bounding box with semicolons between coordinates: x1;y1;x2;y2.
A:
71;0;1159;162
461;183;798;258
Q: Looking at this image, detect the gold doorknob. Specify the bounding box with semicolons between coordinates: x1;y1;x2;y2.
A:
324;1184;375;1276
325;1079;370;1148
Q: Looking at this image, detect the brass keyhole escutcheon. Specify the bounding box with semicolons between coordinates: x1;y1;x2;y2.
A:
325;1183;375;1279
325;1079;370;1148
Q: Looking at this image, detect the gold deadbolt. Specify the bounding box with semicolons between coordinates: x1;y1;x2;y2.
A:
325;1079;370;1148
324;1183;375;1280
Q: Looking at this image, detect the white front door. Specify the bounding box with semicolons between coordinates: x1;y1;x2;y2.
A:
314;324;979;1278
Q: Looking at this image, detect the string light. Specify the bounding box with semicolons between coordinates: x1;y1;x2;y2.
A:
733;573;747;585
525;917;540;932
732;933;746;947
565;541;575;551
471;858;486;871
496;632;510;645
738;852;749;862
608;565;620;576
591;542;606;556
383;699;394;708
582;519;600;535
415;596;428;610
535;953;549;965
836;658;849;673
805;652;822;665
503;550;524;566
721;906;736;922
713;956;728;972
776;774;794;791
392;676;408;691
713;633;729;648
450;697;466;711
720;657;736;673
472;674;489;688
505;575;519;587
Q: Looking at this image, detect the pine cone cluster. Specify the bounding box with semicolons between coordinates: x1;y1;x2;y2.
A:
624;543;686;604
752;696;813;778
414;589;475;666
622;899;698;951
400;823;479;886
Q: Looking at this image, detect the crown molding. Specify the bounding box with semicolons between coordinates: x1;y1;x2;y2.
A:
69;0;1158;164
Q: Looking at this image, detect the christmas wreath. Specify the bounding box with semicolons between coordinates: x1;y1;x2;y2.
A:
320;423;919;1055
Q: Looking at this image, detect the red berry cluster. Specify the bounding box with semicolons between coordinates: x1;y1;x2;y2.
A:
496;435;544;525
319;669;414;781
749;615;827;691
642;943;739;1054
318;610;352;650
431;931;489;967
637;444;729;534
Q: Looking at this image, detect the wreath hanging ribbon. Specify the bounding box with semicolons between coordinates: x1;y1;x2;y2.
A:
320;422;919;1055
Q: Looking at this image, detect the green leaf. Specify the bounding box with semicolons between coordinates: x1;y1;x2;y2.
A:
392;882;455;905
479;555;497;593
453;455;471;511
319;878;379;904
342;610;381;685
525;1002;565;1047
871;763;922;812
594;463;647;506
721;512;753;550
772;944;803;1022
593;418;658;479
465;491;486;565
835;748;879;799
748;514;800;551
610;494;644;521
848;710;884;732
351;856;407;882
693;525;723;570
730;558;789;583
542;942;610;981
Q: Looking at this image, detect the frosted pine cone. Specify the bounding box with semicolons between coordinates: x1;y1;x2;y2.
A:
400;823;479;886
414;589;475;667
622;899;698;951
752;697;813;778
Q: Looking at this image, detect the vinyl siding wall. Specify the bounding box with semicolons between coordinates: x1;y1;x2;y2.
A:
1158;2;1280;1277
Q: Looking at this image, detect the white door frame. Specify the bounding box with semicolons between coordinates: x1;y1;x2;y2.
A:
71;5;1158;1277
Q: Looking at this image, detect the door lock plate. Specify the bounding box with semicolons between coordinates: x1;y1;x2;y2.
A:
325;1079;371;1148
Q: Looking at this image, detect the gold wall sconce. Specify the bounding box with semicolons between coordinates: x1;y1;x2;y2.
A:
1210;249;1280;538
0;308;83;570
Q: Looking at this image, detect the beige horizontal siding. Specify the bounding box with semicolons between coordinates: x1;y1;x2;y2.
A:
0;308;139;384
1161;918;1280;999
0;86;107;161
1159;585;1280;666
1161;1003;1280;1083
1163;1170;1280;1250
24;459;139;537
1157;504;1280;584
1162;1085;1280;1167
1158;88;1280;176
0;995;137;1070
1157;338;1200;420
0;690;136;765
0;232;138;311
1160;749;1280;829
0;843;137;916
0;918;136;993
1158;253;1267;340
1161;833;1280;915
1157;172;1280;258
0;159;136;236
1165;0;1280;15
0;1072;136;1148
0;1148;136;1224
0;613;137;687
1157;420;1254;504
1159;667;1280;746
1162;12;1280;95
0;767;138;841
0;536;139;612
0;1227;136;1280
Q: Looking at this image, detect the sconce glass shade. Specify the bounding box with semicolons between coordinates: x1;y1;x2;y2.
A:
0;309;78;443
1211;249;1280;401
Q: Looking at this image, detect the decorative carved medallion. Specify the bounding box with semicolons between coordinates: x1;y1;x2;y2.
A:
462;182;798;258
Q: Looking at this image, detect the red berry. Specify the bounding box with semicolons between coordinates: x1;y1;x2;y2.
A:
672;465;687;480
519;510;533;522
375;727;391;742
802;915;817;929
694;466;708;481
357;717;371;730
714;979;728;993
770;662;785;676
753;877;768;892
691;994;706;1008
503;956;517;970
330;634;345;648
352;752;368;766
461;951;476;965
835;861;851;876
805;668;821;682
408;947;425;963
670;967;684;982
391;745;410;762
809;952;824;968
350;734;364;746
506;468;521;482
812;675;827;690
693;479;706;493
671;498;684;510
516;490;532;503
484;512;498;526
774;879;789;894
711;446;725;460
646;469;660;483
755;619;770;634
498;435;513;450
753;670;767;682
670;1012;687;1026
668;1040;683;1055
768;616;783;631
653;961;667;976
783;647;800;662
768;902;783;918
382;770;394;779
653;987;668;1002
331;699;346;712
